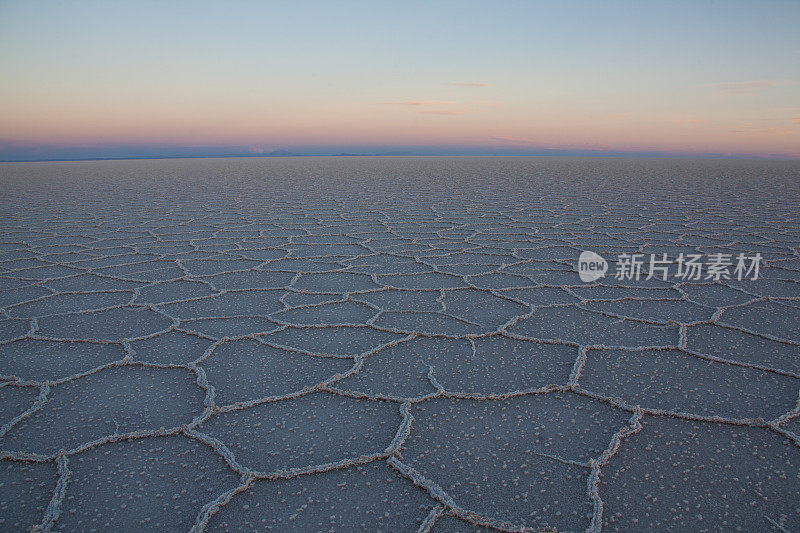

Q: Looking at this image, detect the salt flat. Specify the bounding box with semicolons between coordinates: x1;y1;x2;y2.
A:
0;156;799;531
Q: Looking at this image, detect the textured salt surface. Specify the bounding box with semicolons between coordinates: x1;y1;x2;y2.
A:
1;156;799;531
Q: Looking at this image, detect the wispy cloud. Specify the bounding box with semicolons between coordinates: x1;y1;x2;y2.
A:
450;82;492;87
705;79;792;94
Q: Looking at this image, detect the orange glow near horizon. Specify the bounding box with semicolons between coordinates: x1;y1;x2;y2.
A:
1;2;799;159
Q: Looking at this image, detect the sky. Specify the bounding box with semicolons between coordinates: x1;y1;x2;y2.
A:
1;0;799;161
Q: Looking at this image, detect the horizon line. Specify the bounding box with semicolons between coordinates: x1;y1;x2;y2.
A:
3;151;799;164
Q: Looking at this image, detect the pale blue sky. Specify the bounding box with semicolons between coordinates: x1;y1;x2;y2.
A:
1;0;799;160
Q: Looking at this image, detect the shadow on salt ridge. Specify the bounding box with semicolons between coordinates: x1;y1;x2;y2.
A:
0;460;57;531
508;306;679;347
8;291;132;317
1;366;205;455
208;460;435;531
402;393;630;531
0;384;39;427
0;340;125;381
580;348;799;419
130;331;214;365
198;392;398;472
62;436;240;531
271;301;378;326
159;289;285;318
201;339;352;405
686;323;800;375
262;326;404;357
720;300;800;342
600;417;800;531
36;307;172;341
